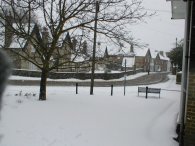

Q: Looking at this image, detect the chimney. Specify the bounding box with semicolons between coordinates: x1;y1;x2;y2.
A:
159;51;164;56
130;43;134;53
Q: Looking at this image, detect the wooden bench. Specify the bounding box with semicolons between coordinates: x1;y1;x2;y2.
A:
138;87;161;98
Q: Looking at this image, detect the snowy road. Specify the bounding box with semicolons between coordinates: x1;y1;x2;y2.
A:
0;75;180;146
8;72;169;86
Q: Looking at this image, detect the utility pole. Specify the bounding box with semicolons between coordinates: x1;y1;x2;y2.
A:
90;0;100;95
176;37;178;73
124;59;127;96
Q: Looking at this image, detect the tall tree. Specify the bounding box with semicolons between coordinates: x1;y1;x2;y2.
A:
0;0;151;100
167;39;183;71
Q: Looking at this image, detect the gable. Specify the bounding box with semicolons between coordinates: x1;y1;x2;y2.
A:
133;47;149;57
146;49;151;58
8;23;36;49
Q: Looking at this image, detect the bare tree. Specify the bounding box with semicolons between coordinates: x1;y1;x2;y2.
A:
0;0;150;100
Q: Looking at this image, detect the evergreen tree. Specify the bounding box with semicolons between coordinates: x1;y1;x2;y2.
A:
167;40;183;70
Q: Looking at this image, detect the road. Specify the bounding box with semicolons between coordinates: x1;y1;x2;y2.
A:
8;72;170;86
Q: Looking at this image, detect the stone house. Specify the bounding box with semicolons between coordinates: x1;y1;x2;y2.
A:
133;47;151;72
150;50;171;72
103;45;152;72
2;23;40;70
51;31;73;72
150;51;158;72
155;51;171;72
1;22;72;72
70;54;91;72
69;39;92;72
123;44;152;72
154;53;162;72
103;47;123;71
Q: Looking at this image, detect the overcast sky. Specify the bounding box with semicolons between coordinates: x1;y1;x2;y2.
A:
130;0;185;52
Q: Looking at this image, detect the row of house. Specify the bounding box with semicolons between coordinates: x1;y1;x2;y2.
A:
150;50;171;72
101;44;171;73
0;15;171;73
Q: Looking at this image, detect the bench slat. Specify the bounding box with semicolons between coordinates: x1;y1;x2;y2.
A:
138;87;161;98
148;88;161;93
138;87;146;92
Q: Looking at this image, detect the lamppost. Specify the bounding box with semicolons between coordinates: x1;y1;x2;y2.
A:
90;0;100;95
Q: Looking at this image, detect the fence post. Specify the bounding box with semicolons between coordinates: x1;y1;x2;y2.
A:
76;83;78;94
111;84;113;96
146;86;148;99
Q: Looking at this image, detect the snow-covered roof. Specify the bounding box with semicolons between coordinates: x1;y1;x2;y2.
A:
8;23;35;49
39;28;69;47
5;23;70;49
122;57;135;67
74;56;85;63
0;23;35;48
158;51;170;61
116;47;149;57
96;48;105;58
59;32;68;45
39;26;71;47
71;54;89;63
150;51;158;59
134;47;149;57
159;54;169;61
9;35;27;48
12;23;35;34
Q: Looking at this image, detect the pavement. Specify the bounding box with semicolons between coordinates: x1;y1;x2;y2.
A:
8;72;170;87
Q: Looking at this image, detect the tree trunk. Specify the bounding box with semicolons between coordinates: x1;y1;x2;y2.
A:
39;69;48;100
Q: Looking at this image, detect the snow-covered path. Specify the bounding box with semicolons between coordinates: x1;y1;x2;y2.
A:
0;75;180;146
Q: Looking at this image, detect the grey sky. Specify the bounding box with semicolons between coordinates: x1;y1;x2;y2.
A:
131;0;185;52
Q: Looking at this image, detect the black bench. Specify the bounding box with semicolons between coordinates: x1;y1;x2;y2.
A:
138;87;161;98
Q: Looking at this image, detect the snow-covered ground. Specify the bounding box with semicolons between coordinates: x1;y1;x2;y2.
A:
0;75;180;146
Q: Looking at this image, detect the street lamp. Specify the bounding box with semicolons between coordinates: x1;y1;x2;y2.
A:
90;0;100;95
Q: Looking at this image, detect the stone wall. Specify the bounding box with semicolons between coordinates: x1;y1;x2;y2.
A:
176;72;182;84
12;68;144;80
184;98;195;146
12;69;42;77
184;72;195;146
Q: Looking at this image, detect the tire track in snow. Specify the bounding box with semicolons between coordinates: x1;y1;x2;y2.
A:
146;101;174;132
144;76;179;145
145;100;178;145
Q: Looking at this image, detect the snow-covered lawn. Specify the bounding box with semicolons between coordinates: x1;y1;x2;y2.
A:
0;75;180;146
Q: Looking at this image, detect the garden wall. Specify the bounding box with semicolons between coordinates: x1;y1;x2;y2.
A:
12;68;144;80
